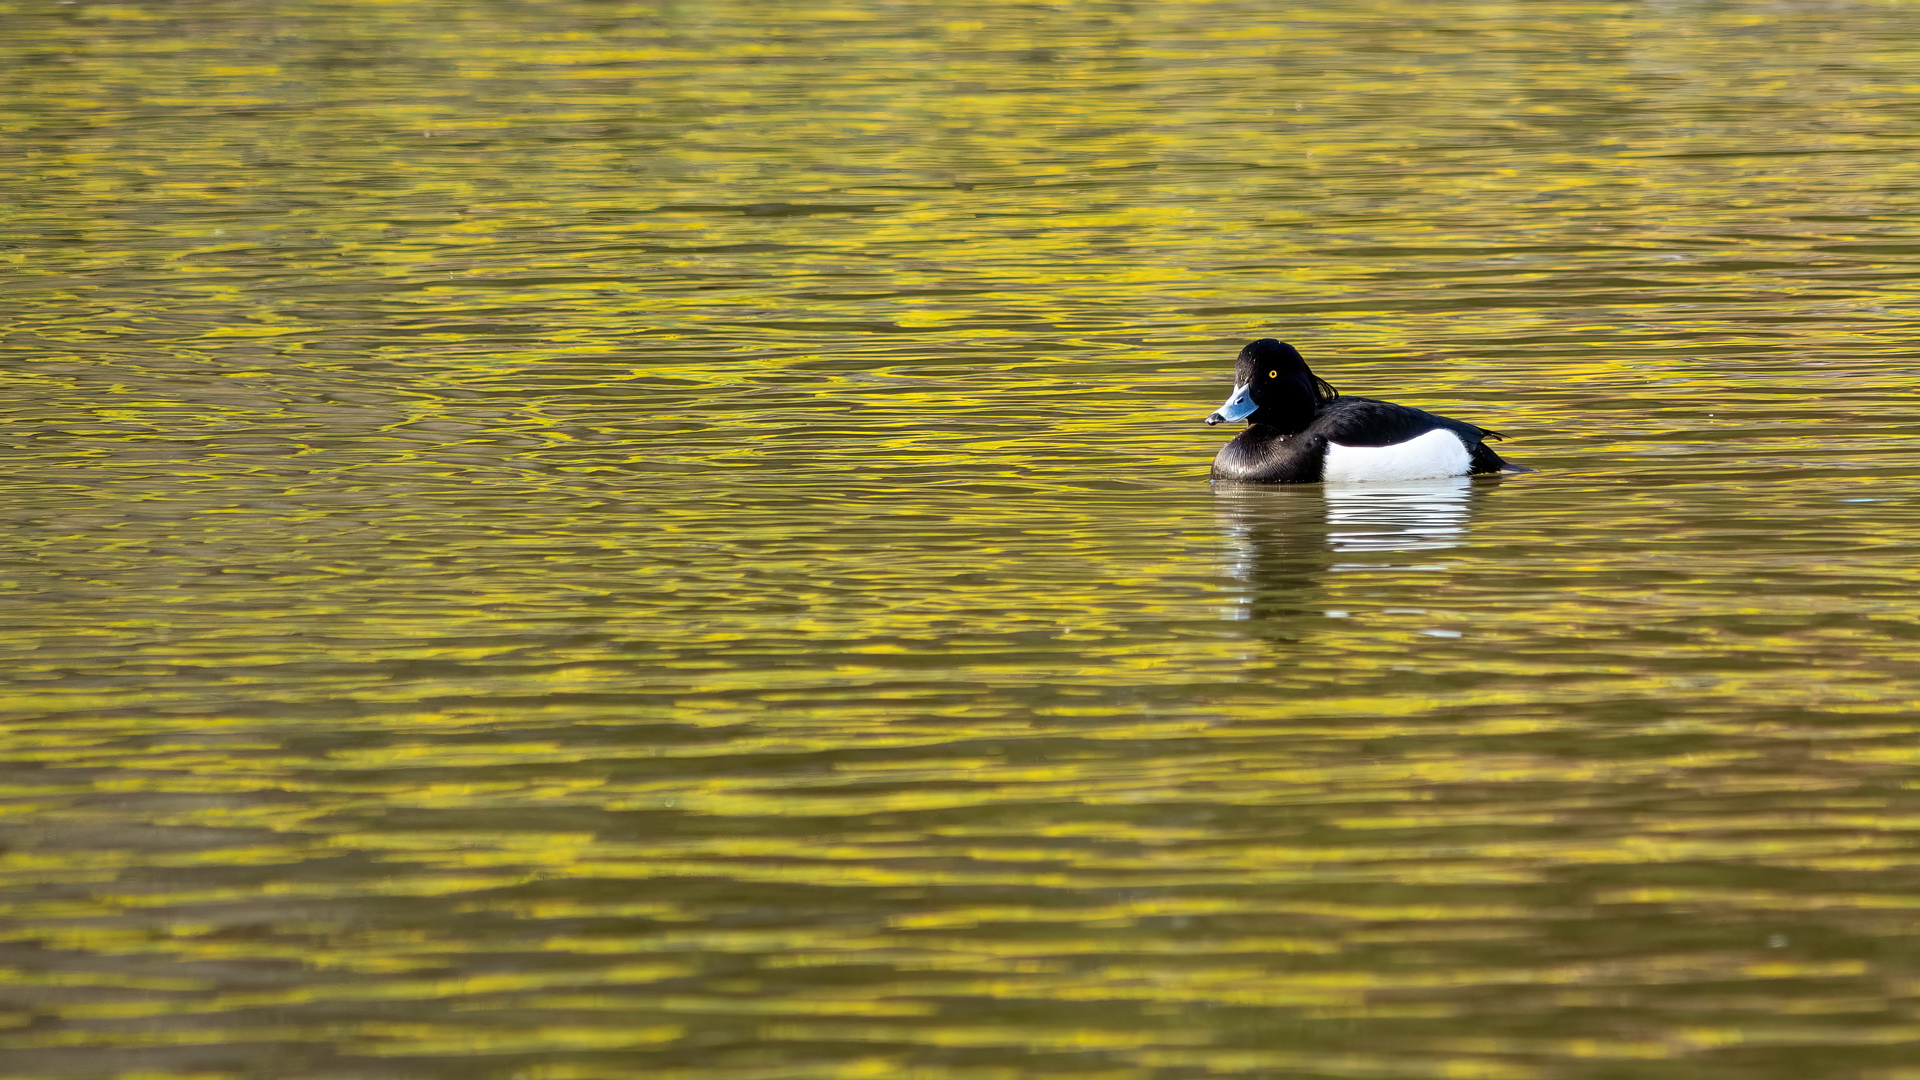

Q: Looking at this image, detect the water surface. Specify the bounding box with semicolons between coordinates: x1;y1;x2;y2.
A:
7;1;1920;1077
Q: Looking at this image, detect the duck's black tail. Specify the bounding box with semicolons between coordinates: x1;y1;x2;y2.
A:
1469;440;1530;475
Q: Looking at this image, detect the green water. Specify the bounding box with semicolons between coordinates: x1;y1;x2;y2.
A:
8;1;1920;1077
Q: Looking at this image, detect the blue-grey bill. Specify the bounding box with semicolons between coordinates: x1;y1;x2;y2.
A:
1205;383;1256;426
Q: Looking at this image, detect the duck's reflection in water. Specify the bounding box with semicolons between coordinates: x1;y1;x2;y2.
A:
1215;477;1480;632
1324;476;1473;559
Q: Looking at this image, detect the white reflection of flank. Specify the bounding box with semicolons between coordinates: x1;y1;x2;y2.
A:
1323;476;1473;554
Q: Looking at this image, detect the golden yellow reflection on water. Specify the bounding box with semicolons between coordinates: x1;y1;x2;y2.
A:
8;0;1920;1077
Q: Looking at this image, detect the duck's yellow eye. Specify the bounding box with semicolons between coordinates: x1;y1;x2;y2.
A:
1268;370;1277;378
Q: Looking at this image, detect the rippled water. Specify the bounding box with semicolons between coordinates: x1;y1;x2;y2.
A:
8;1;1920;1076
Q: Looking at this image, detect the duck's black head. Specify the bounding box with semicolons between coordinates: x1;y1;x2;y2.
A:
1204;339;1339;432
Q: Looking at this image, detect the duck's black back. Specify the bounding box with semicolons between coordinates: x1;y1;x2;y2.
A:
1309;398;1502;447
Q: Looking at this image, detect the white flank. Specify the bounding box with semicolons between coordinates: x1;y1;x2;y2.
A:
1322;428;1471;483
